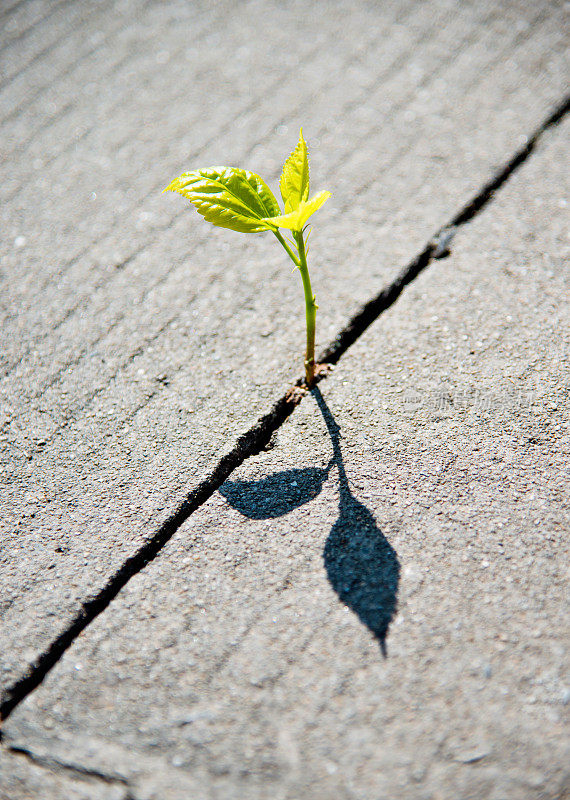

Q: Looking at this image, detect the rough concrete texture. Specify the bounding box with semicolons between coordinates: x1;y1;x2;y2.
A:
3;108;568;798
0;749;128;800
1;0;568;700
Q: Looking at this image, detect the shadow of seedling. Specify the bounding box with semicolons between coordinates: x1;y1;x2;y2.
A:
219;462;334;519
220;387;400;654
313;388;400;655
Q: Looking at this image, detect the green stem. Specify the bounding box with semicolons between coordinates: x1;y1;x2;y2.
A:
272;229;300;267
294;229;317;387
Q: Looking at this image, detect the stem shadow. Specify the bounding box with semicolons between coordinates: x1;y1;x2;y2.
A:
313;387;400;655
219;388;400;653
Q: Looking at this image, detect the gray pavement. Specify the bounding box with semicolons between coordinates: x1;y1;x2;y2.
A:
3;109;568;800
0;0;569;798
1;0;567;698
0;749;126;800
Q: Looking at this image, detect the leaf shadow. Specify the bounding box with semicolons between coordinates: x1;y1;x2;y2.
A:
219;463;334;519
219;388;400;653
313;387;400;655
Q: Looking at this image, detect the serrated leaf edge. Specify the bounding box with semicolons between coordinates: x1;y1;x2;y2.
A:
163;167;281;233
262;190;331;231
279;128;310;214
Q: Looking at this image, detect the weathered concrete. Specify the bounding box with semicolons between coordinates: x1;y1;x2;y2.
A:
3;111;568;798
0;748;128;800
1;0;568;702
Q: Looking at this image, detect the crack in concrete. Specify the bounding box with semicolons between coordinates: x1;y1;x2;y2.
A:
4;743;133;796
320;93;569;364
1;91;568;728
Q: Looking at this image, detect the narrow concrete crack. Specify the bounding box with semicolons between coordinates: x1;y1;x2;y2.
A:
1;92;568;726
5;743;133;796
320;93;569;363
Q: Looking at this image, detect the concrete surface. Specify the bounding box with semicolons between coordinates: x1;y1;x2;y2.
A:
2;106;568;800
0;749;127;800
1;0;568;702
1;0;569;797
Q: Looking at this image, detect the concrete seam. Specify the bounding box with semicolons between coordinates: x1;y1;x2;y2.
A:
5;742;132;794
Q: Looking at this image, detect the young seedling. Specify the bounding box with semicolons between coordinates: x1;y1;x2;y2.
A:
163;129;331;387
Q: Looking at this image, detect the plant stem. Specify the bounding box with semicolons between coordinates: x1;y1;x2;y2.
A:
294;229;317;387
272;229;300;267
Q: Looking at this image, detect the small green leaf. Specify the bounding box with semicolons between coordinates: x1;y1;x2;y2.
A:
164;167;281;233
264;190;331;232
280;128;310;213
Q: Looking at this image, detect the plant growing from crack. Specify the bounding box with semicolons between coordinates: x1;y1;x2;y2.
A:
163;129;331;387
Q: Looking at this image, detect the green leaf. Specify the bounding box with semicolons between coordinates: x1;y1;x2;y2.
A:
280;128;310;213
263;190;331;232
163;167;281;233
